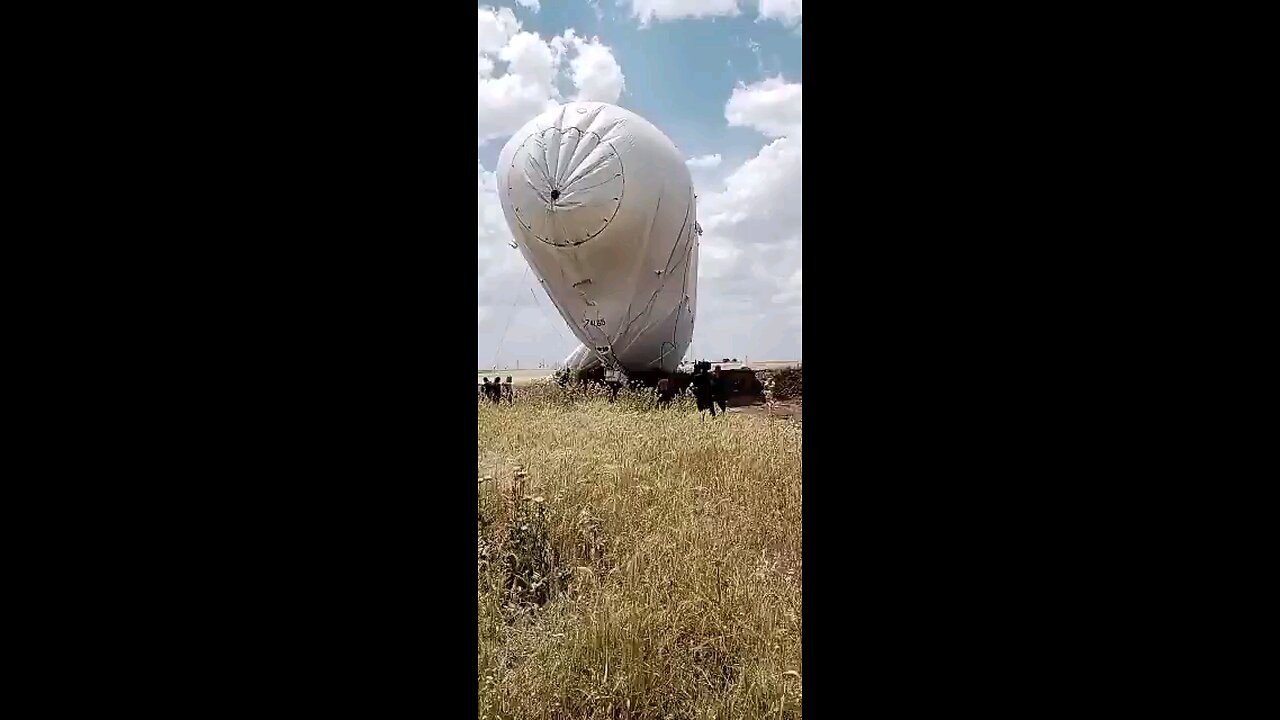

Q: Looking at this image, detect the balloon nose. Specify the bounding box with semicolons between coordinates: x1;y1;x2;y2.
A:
507;126;625;247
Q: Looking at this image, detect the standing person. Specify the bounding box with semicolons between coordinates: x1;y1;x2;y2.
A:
692;362;715;418
712;365;729;415
605;368;622;402
503;376;514;404
481;377;491;402
656;377;673;408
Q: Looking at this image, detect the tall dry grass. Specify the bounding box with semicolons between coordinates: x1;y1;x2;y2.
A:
478;382;802;719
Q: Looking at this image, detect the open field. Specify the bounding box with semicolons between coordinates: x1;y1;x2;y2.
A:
477;361;801;387
477;368;563;386
478;383;802;719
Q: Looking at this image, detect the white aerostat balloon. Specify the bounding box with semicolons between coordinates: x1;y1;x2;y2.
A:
497;101;699;375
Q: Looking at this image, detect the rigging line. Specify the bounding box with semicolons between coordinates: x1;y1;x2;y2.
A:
620;195;663;334
529;285;572;356
490;265;530;370
541;277;578;337
615;301;682;357
645;338;681;369
660;196;693;275
618;238;687;346
675;244;691;345
620;195;693;337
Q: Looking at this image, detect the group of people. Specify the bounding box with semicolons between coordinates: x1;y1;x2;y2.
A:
480;365;729;414
480;376;514;404
655;362;728;417
693;362;729;417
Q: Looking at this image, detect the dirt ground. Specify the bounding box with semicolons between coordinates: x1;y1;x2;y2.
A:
727;399;802;422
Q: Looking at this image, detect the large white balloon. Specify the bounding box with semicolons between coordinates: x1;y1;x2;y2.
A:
497;102;699;374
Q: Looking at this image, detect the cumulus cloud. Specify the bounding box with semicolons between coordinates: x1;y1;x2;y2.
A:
702;77;802;249
757;0;802;27
628;0;742;25
553;30;626;102
725;76;802;138
627;1;799;27
477;163;530;306
477;7;625;146
515;0;541;11
477;7;519;54
686;153;723;168
692;77;803;359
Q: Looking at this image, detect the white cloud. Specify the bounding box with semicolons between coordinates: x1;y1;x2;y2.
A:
515;0;541;11
686;153;723;168
477;162;528;305
700;136;800;245
477;9;625;146
725;76;801;138
690;77;803;360
628;0;742;25
500;31;557;85
757;0;802;27
626;0;800;27
477;7;519;54
555;30;626;102
704;78;802;249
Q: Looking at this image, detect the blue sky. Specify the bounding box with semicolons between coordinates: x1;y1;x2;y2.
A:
478;1;802;369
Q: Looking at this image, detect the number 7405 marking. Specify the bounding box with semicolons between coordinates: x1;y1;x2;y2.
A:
582;310;607;328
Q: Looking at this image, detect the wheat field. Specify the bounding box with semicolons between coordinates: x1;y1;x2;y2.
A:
478;383;802;719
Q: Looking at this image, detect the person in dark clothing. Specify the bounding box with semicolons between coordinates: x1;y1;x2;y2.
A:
656;377;674;408
481;377;491;401
711;365;728;414
603;369;622;402
692;365;715;418
503;376;514;404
